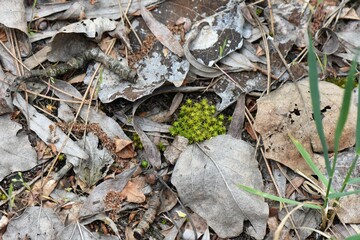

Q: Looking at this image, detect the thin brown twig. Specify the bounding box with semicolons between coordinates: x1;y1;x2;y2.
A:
0;40;30;73
39;79;85;102
24;88;90;104
267;0;275;36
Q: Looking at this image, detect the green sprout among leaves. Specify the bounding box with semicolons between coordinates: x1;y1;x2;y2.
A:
219;37;228;58
12;172;31;191
169;98;226;143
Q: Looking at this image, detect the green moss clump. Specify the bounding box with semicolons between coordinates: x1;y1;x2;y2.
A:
325;77;348;88
169;98;226;143
132;133;143;150
325;76;358;88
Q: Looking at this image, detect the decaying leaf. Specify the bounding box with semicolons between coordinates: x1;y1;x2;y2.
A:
158;188;178;214
254;79;357;175
91;39;189;102
188;2;248;67
12;93;89;160
264;2;310;49
0;115;37;181
140;5;184;57
3;206;64;240
182;213;208;240
279;206;322;239
75;132;114;191
80;166;136;218
57;222;118;240
133;116;161;169
53;80;129;140
119;177;146;203
163;135;189;165
172;135;269;239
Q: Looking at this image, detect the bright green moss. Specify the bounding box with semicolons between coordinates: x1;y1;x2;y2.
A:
169;98;227;143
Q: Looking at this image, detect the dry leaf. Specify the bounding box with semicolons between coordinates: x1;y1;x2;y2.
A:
119;177;146;204
140;5;184;57
114;138;136;158
254;79;357;175
172;135;268;239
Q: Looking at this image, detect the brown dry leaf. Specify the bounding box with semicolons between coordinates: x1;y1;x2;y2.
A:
254;79;357;175
119;177;146;203
285;176;305;198
140;5;184;57
114;138;136;158
158;188;178;214
0;28;6;42
244;122;257;140
125;226;136;240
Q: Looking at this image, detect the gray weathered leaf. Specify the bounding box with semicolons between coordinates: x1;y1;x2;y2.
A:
0;115;37;181
12;93;89;160
0;0;27;34
53;80;129;140
75;133;114;190
172;135;268;239
57;221;118;240
80;166;136;217
133;116;161;169
141;5;184;57
3;206;64;240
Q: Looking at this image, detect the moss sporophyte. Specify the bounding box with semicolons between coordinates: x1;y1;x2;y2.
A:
169;98;227;143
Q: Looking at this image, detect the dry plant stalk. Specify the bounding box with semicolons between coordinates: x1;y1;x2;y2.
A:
133;189;161;239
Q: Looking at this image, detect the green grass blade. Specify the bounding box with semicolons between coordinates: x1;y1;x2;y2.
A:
289;135;334;193
350;54;360;155
238;184;322;209
348;177;360;184
340;154;359;193
346;235;360;240
333;63;356;153
307;36;331;175
332;58;357;194
328;189;360;199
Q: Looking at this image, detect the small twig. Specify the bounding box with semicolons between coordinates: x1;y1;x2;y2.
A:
267;0;275;36
0;37;30;73
24;88;90;105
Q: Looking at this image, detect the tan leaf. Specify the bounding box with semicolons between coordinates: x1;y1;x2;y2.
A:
254;79;357;175
114;137;136;158
119;177;146;203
